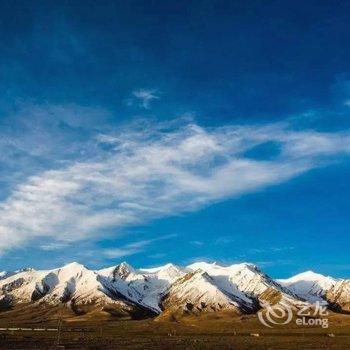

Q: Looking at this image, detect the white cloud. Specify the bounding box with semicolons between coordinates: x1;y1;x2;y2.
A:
248;246;294;254
0;121;350;253
40;242;70;251
103;242;149;259
148;253;166;259
0;102;112;191
190;240;204;246
214;236;235;245
102;234;177;258
131;89;159;109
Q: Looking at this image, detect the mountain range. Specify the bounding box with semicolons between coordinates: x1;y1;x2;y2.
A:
0;261;349;321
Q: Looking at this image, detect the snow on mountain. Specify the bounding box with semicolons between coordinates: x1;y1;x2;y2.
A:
160;269;242;318
140;263;184;281
99;262;185;313
0;271;12;280
0;268;47;304
327;280;350;312
36;262;114;305
187;262;302;309
1;261;350;318
278;271;338;303
0;262;150;317
279;271;350;312
0;262;110;305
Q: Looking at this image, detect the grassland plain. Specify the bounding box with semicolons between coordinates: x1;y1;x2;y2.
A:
0;310;350;349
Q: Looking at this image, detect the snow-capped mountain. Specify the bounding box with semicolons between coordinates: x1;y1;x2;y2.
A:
0;262;151;318
0;271;13;280
327;280;350;312
0;261;349;320
279;271;350;312
187;262;303;309
278;271;338;303
98;262;184;313
160;269;242;319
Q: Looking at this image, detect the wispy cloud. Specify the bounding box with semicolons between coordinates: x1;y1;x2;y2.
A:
214;236;235;245
0;102;111;192
102;234;177;258
248;246;294;254
40;242;70;251
255;259;295;268
190;240;204;246
129;89;159;109
147;253;166;259
0;117;350;253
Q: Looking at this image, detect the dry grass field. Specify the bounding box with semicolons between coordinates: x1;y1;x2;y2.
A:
0;309;350;349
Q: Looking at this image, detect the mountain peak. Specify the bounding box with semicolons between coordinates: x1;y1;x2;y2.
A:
186;261;217;271
278;270;339;304
118;261;134;269
113;261;134;279
282;270;333;283
141;263;179;273
60;261;86;270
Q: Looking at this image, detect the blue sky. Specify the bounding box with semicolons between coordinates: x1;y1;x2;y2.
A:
1;0;350;278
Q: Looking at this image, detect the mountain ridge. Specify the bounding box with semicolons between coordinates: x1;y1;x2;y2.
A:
1;261;350;320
